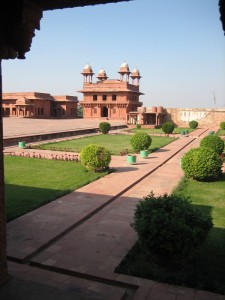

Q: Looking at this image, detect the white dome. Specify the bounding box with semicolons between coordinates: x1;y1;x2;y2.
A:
121;62;129;68
83;64;92;70
98;68;106;74
131;68;140;75
132;68;140;73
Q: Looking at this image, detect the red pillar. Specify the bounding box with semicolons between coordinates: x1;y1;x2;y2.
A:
0;59;8;283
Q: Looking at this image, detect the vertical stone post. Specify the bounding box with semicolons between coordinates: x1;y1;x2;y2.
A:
0;59;8;283
107;105;111;118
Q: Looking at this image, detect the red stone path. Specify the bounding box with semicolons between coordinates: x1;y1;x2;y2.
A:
2;125;225;300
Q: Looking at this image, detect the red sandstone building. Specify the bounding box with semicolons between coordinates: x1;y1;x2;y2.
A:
2;92;78;118
79;62;143;122
134;106;167;127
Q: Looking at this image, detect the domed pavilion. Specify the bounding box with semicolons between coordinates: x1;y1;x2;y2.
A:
79;62;143;121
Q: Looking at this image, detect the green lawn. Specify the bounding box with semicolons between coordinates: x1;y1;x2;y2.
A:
31;134;176;155
217;129;225;136
127;127;195;134
5;135;176;221
116;175;225;295
4;156;108;221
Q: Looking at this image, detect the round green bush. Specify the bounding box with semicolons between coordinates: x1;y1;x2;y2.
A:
180;148;197;179
181;147;222;181
99;122;111;134
200;135;224;155
162;122;174;134
189;120;198;129
220;122;225;130
80;144;111;171
131;192;213;264
130;132;152;152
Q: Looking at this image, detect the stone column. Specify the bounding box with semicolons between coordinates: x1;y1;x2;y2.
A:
0;59;8;283
107;105;111;117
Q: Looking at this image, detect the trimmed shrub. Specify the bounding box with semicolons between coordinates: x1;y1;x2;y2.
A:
220;122;225;130
80;144;111;172
162;122;174;134
131;192;213;264
136;124;141;129
99;122;111;134
130;132;152;152
200;135;224;155
189;120;198;129
181;147;222;181
180;148;197;179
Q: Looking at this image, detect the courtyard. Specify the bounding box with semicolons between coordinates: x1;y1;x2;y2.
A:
1;119;225;299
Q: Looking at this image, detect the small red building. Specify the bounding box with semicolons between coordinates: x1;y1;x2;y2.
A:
2;92;78;118
79;62;143;122
132;106;167;127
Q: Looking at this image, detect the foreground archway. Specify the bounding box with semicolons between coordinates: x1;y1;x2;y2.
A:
0;0;129;284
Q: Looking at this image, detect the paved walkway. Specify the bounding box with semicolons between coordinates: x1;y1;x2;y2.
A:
3;118;125;138
2;126;225;300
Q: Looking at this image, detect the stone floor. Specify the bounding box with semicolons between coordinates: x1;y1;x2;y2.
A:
3;117;125;138
1;121;224;300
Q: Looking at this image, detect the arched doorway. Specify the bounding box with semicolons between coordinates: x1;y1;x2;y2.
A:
101;106;108;117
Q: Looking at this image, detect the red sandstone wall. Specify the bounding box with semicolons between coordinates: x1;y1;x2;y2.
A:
33;99;51;118
165;108;225;128
82;104;127;120
65;102;77;118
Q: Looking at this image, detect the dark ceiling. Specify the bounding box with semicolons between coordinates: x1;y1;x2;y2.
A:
0;0;129;59
219;0;225;34
33;0;130;11
0;0;224;60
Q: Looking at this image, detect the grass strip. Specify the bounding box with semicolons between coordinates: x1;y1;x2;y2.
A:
116;174;225;295
4;156;108;221
30;134;176;155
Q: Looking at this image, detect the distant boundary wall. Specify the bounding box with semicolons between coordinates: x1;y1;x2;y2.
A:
165;108;225;128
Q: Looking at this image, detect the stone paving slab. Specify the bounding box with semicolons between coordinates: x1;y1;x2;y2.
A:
29;137;201;275
2;262;130;300
7;137;196;262
3;118;125;138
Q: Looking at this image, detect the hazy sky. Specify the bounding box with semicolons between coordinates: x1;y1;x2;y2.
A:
2;0;225;108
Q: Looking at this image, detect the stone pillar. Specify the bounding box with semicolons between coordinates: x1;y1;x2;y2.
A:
0;59;8;283
108;105;111;117
126;113;129;124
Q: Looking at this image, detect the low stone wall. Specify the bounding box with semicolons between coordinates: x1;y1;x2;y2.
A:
3;125;127;147
165;108;225;127
127;125;157;129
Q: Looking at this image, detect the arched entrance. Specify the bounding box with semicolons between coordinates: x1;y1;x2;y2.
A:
101;106;108;117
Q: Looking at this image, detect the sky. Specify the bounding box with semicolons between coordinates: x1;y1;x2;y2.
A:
2;0;225;108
